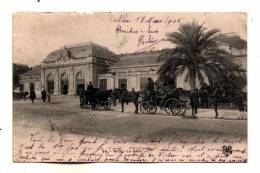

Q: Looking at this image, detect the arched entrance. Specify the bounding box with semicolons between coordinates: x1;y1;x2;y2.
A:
60;73;69;95
76;71;85;95
47;74;54;93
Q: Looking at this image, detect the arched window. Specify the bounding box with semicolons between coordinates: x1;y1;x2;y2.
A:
47;74;54;81
61;73;68;80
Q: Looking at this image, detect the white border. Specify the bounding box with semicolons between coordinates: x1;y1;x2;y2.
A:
1;0;260;173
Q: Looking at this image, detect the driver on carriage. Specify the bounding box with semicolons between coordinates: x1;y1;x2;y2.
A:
87;81;94;91
147;78;156;103
147;78;154;92
85;82;94;104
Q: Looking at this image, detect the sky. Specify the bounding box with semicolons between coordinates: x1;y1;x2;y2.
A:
13;12;247;66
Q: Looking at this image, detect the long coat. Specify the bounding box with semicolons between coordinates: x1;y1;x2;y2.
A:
190;90;199;108
30;90;36;100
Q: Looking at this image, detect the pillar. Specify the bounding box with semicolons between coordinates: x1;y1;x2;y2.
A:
40;69;45;90
68;66;75;95
54;68;60;95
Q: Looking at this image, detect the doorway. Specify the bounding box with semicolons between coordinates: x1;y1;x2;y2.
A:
60;73;69;95
76;71;84;95
47;74;54;93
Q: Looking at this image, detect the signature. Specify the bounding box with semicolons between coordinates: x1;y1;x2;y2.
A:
136;35;166;53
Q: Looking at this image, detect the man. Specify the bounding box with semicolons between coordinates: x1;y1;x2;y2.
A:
86;82;94;105
147;78;155;104
79;88;85;108
190;88;199;119
30;89;36;104
41;89;47;102
147;78;155;92
87;82;94;92
213;84;224;118
199;83;209;108
47;90;51;102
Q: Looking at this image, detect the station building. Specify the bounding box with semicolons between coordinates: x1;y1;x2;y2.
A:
19;42;246;97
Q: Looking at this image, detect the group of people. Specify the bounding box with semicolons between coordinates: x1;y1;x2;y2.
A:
79;82;94;107
27;88;51;104
41;89;51;103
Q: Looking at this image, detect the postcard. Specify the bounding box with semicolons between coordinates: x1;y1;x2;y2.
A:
13;12;247;162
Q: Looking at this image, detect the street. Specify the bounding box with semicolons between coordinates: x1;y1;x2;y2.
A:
13;96;247;142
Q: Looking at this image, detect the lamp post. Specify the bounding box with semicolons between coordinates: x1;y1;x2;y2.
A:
111;71;117;106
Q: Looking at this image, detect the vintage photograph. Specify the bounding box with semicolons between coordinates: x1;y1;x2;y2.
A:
13;12;247;162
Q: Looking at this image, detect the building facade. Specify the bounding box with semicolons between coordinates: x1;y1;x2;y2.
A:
20;42;120;96
19;42;247;97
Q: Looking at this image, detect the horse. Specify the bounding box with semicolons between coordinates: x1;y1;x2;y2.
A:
119;89;139;114
211;87;247;119
111;88;126;103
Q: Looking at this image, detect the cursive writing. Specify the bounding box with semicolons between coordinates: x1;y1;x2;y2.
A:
14;130;247;163
113;13;182;51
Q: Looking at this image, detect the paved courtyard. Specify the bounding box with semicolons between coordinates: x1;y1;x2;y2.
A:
13;96;247;142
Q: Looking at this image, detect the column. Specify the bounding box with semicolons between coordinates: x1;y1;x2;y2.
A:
68;66;75;95
54;68;60;95
24;82;29;92
40;69;45;90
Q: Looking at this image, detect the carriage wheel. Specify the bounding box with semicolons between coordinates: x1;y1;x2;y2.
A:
103;98;112;110
140;102;157;114
164;98;181;116
148;103;157;114
140;102;150;114
178;101;187;116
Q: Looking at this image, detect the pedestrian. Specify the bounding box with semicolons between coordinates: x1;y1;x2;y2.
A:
199;83;209;108
79;88;85;108
30;89;36;104
41;88;47;102
190;88;199;119
47;90;51;102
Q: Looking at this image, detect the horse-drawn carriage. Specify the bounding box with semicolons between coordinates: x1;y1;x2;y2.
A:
79;88;112;110
139;88;189;116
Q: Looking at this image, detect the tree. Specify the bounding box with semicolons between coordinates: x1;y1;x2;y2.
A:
13;63;30;88
218;63;246;92
158;20;235;91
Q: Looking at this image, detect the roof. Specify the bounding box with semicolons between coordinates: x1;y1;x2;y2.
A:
110;50;165;69
44;42;119;63
20;65;41;77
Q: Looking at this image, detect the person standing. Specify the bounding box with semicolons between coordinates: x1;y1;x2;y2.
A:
147;78;155;104
30;89;36;104
199;83;209;108
190;88;199;119
47;90;51;102
79;88;85;108
41;89;47;102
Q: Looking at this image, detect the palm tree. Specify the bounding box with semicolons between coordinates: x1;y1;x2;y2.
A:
219;63;247;91
158;20;234;91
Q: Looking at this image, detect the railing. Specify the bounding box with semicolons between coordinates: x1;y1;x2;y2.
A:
184;97;247;111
